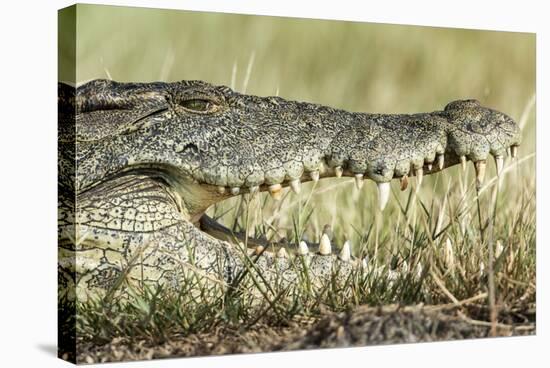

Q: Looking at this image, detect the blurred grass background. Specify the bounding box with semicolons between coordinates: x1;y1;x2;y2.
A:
64;2;536;259
68;4;535;116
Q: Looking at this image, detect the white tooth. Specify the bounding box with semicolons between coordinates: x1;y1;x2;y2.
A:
217;186;226;194
377;182;390;211
230;187;240;195
290;179;301;194
427;164;433;171
310;170;320;182
494;155;504;176
335;166;343;178
506;147;511;157
339;240;351;261
437;154;445;171
255;245;265;255
511;145;518;158
249;185;259;195
460;155;467;171
354;173;364;190
277;247;288;258
474;160;487;188
298;241;309;255
319;233;332;255
415;168;423;189
268;183;283;200
318;160;328;173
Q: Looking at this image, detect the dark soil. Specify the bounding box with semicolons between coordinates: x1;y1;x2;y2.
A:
73;303;535;364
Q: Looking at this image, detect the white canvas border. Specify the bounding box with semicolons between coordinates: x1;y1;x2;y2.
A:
0;1;545;367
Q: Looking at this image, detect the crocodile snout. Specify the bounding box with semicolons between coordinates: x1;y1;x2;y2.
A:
444;99;521;161
190;98;521;213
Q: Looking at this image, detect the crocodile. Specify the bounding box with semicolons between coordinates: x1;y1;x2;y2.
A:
58;79;521;304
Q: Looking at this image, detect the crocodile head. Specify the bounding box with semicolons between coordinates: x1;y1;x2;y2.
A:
66;79;520;227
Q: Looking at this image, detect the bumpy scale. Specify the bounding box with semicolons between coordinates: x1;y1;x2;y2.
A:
58;79;521;303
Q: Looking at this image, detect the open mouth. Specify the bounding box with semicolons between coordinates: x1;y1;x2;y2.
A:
195;145;518;259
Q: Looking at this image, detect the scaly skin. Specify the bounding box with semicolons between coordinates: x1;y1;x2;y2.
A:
58;79;520;303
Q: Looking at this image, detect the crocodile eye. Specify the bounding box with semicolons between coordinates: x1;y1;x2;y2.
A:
180;98;218;113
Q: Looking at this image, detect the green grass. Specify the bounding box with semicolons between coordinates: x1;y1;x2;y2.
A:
63;3;536;358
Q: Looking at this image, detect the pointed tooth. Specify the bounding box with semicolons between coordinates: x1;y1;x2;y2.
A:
460;155;467;171
217;186;226;194
339;240;351;261
298;241;309;255
415;168;423;187
268;183;283;200
319;233;332;255
277;247;288;259
249;185;259;195
354;173;364;190
290;179;302;194
427;163;433;171
474;160;487;188
437;154;445;171
310;170;320;182
506;147;511;157
494;155;504;176
335;166;343;178
510;145;518;158
400;175;408;191
377;182;390;211
230;187;240;195
319;160;328;173
255;245;265;255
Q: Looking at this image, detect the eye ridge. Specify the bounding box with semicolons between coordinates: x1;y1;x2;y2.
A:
180;98;219;113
